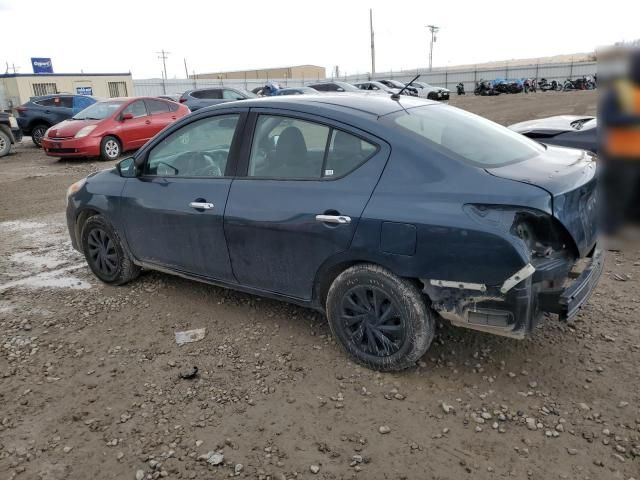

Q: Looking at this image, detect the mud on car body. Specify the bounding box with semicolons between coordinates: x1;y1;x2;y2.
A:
64;94;603;371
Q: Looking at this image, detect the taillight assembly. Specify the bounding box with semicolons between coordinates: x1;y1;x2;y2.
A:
179;98;187;103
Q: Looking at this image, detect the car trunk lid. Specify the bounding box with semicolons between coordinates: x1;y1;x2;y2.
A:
486;146;598;257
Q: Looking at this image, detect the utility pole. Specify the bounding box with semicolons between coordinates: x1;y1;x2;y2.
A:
156;49;170;94
426;25;439;71
370;9;376;77
183;58;189;79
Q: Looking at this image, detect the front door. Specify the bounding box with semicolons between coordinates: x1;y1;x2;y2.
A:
119;99;152;149
224;111;390;299
121;112;246;281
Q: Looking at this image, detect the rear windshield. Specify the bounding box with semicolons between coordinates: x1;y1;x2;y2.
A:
72;100;124;120
389;105;544;167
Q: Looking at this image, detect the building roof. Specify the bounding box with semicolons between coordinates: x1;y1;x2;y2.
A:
0;72;132;78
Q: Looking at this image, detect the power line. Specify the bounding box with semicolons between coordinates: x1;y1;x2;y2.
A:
426;25;439;71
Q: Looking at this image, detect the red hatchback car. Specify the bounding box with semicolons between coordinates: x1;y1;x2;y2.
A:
41;97;189;160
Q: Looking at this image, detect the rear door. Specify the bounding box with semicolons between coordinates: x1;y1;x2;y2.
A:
144;98;178;135
121;110;247;280
224;109;390;299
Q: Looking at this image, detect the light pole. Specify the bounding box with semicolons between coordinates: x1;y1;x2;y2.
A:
156;49;170;94
426;25;439;71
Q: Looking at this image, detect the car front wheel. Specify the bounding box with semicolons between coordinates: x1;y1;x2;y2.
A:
100;136;121;161
326;264;435;371
81;215;140;285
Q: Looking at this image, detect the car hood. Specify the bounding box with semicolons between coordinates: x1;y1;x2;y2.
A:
509;115;595;136
486;145;598;257
48;119;102;137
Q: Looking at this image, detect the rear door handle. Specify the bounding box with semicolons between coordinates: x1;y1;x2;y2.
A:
189;202;214;210
145;120;151;124
315;214;351;224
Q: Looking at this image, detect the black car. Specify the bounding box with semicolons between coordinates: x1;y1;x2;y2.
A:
307;81;363;93
65;95;602;371
0;111;23;157
16;94;97;147
509;116;597;153
178;87;256;111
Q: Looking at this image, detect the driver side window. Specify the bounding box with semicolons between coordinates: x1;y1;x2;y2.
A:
145;114;240;178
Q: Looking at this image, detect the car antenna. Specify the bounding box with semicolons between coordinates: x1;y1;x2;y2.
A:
391;74;421;100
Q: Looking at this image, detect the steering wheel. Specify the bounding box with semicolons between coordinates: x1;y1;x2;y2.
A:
190;149;228;177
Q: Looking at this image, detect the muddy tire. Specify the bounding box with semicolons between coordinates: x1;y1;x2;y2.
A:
80;215;140;285
0;130;11;157
326;264;434;371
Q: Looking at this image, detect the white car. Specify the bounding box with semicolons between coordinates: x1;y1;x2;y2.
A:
412;81;450;101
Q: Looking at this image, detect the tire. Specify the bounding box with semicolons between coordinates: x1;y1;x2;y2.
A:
427;92;438;100
326;264;435;371
0;130;11;157
100;136;121;161
81;215;140;285
31;124;48;147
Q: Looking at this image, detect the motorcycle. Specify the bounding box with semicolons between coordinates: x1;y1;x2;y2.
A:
563;78;576;91
456;82;466;95
474;80;499;96
539;78;562;92
523;78;537;93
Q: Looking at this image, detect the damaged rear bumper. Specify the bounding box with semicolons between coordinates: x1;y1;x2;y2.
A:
422;245;604;339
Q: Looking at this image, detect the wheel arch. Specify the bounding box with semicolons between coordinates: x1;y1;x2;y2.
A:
74;207;103;253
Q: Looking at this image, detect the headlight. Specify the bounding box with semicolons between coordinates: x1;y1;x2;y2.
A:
75;125;97;138
8;116;18;129
66;178;87;199
45;127;52;138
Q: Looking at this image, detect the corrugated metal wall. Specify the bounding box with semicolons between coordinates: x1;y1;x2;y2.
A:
133;60;597;96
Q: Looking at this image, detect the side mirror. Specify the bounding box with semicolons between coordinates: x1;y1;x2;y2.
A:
116;157;137;177
121;112;134;121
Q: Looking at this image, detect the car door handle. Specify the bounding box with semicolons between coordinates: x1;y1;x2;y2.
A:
315;214;351;224
189;202;214;210
145;119;151;124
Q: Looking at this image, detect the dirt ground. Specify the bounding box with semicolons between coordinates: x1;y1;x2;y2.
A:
1;90;638;480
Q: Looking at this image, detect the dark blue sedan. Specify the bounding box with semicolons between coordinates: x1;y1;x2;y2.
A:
65;94;603;371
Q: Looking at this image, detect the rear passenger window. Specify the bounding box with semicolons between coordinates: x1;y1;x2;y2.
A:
324;130;377;177
192;89;222;100
145;99;171;114
248;115;377;179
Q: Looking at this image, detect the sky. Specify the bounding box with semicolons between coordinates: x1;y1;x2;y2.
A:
1;0;638;78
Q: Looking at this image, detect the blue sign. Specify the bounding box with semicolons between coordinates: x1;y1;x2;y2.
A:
76;86;93;96
31;57;53;74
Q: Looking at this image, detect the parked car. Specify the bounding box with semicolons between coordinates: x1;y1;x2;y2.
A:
412;81;450;100
509;115;597;153
179;87;256;111
65;94;602;371
353;81;398;94
16;94;98;147
378;79;419;96
41;97;189;161
306;81;362;93
0;111;23;157
275;87;319;96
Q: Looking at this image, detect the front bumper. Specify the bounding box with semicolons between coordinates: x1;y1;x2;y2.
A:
424;245;604;338
41;136;101;158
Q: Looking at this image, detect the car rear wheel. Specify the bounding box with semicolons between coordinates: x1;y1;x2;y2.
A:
81;215;140;285
0;130;11;157
100;136;121;161
427;92;438;100
31;124;48;147
326;264;435;371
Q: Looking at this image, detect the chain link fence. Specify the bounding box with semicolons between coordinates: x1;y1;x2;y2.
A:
133;60;597;96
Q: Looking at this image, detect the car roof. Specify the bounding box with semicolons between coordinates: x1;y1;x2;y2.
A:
212;93;436;117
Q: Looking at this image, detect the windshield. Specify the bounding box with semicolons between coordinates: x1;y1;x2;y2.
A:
387;80;405;88
389;105;545;167
334;82;361;92
570;117;597;130
72;100;124;120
